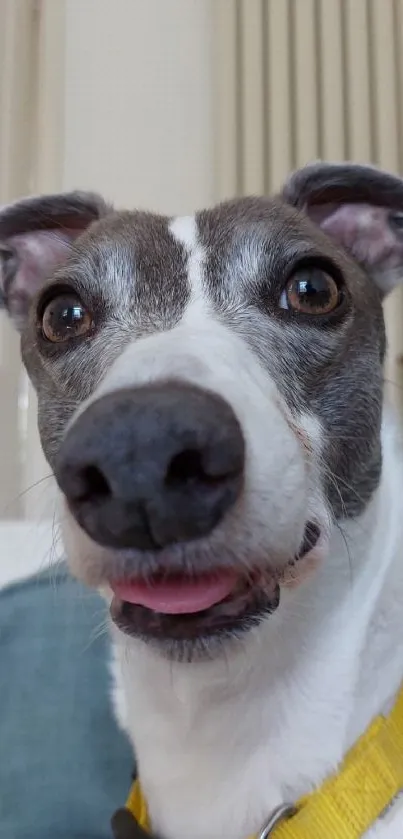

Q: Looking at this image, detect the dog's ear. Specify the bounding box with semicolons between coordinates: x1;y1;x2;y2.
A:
0;191;109;331
282;162;403;297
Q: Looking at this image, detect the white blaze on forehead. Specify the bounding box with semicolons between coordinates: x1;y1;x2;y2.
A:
168;214;197;248
169;215;206;306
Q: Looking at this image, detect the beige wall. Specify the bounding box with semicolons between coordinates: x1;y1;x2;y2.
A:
36;0;215;210
62;0;215;212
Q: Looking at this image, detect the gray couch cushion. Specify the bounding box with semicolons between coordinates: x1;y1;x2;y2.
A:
0;564;133;838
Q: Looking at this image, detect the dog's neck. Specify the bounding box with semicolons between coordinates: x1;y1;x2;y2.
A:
112;412;403;839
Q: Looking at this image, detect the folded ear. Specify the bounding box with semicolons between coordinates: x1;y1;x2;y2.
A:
0;191;109;330
282;162;403;297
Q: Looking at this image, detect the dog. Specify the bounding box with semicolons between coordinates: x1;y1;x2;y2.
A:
1;162;403;839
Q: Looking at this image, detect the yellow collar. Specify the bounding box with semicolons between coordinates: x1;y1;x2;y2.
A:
124;683;403;838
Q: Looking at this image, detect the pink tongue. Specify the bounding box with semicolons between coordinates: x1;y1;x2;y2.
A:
111;572;237;615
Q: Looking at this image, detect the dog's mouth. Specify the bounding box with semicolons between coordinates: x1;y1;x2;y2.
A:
110;568;280;646
109;522;320;650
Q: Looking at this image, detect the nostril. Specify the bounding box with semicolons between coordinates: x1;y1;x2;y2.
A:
165;447;241;489
75;464;112;502
56;384;246;550
165;449;208;488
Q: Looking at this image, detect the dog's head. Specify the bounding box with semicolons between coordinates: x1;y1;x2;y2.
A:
2;163;403;659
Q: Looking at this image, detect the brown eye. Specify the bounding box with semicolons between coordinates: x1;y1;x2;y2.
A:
388;210;403;233
280;268;341;315
41;294;93;343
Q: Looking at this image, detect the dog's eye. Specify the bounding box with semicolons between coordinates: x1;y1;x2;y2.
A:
279;268;340;315
388;211;403;233
41;293;93;343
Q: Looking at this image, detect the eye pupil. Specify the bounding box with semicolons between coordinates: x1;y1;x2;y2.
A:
295;273;332;306
40;293;92;343
60;305;84;328
284;268;340;315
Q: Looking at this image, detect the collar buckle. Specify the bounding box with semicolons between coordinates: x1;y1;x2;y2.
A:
257;803;298;838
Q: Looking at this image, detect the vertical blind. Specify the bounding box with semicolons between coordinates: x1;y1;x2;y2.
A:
0;0;38;517
215;0;403;195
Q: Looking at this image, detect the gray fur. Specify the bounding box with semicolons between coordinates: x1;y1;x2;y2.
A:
0;190;108;238
282;161;403;210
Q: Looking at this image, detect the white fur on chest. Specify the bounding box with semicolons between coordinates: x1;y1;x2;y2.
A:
110;419;403;839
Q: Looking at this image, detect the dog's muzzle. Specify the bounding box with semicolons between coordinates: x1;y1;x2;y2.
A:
55;381;245;551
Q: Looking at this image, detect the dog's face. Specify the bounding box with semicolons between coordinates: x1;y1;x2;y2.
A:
2;163;403;660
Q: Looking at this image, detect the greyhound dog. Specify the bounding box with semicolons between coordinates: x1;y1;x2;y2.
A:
1;163;403;838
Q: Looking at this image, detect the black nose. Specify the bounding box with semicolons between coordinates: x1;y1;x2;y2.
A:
55;383;245;550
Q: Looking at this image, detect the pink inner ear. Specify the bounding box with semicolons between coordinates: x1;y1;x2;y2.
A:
310;203;403;292
2;229;77;329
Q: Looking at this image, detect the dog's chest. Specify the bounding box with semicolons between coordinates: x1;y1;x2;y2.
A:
114;644;363;839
